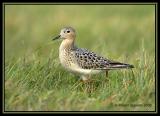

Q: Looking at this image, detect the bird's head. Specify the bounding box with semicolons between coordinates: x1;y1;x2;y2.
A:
53;27;76;41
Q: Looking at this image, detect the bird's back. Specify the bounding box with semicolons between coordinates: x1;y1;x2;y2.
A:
74;48;134;70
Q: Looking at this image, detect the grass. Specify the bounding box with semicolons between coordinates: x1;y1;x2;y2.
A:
4;4;156;111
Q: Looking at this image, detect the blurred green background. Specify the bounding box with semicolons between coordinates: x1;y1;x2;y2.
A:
4;4;156;111
5;5;155;61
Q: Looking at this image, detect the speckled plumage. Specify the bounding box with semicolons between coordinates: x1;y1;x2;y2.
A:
74;48;132;70
53;27;134;81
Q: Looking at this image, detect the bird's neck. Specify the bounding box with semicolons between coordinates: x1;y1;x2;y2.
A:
59;38;75;51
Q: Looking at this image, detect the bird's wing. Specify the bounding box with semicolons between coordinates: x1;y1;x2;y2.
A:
75;48;134;70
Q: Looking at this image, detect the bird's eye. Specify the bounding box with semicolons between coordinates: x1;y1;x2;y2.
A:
67;30;70;33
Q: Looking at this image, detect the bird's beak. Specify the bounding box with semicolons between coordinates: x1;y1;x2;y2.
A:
52;35;61;41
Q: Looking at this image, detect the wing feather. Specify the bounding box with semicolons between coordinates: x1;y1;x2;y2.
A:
75;48;134;70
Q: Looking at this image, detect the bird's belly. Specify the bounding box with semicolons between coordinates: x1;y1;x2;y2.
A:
72;67;102;75
60;59;102;75
67;66;102;75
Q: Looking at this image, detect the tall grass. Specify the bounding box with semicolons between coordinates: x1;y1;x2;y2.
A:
4;4;155;111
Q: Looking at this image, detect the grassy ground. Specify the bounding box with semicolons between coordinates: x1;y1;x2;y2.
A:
4;4;156;111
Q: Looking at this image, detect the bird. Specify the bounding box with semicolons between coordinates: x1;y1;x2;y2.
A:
52;26;134;82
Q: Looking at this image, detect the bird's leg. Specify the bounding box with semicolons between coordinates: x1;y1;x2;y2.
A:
105;70;110;83
81;75;94;94
106;70;108;77
81;75;91;83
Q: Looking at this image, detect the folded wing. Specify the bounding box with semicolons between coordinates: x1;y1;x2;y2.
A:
75;48;134;70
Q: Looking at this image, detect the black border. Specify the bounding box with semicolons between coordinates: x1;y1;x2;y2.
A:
2;2;158;114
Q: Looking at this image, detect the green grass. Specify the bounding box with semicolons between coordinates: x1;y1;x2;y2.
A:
4;4;156;111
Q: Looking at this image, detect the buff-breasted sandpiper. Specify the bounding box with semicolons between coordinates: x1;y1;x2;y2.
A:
53;27;134;81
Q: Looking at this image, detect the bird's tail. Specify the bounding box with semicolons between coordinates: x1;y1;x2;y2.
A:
107;62;134;70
